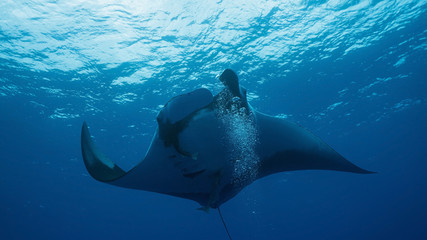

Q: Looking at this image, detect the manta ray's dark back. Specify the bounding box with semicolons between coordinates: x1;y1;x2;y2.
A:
81;69;374;210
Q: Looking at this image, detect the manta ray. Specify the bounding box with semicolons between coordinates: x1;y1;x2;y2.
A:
81;69;373;211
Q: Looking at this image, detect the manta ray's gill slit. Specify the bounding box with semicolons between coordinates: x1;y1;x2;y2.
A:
219;103;260;186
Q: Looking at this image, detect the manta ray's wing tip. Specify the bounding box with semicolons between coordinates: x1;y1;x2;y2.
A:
348;162;376;174
361;169;377;174
81;122;126;182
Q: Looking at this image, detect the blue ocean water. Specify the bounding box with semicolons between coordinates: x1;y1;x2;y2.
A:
1;0;426;239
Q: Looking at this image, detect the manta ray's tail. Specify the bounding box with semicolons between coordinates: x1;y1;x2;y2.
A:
218;207;233;240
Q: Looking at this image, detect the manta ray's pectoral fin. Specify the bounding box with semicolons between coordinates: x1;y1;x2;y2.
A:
81;122;126;182
255;112;374;179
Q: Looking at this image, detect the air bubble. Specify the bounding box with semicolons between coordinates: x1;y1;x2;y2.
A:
217;94;260;187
